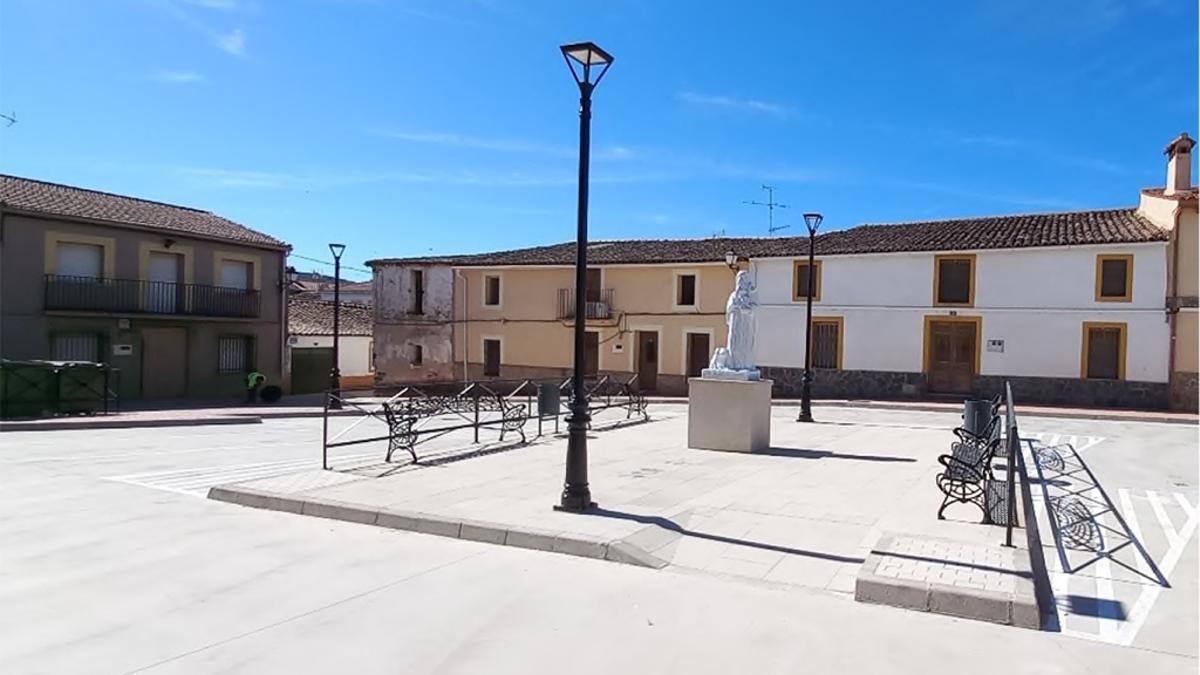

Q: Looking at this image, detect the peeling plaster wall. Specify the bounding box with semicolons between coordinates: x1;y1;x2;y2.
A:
373;263;457;384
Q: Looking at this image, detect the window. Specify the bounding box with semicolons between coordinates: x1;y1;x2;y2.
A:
220;260;252;290
483;338;501;377
1082;322;1126;380
218;335;254;374
56;242;104;279
676;273;697;307
934;255;975;306
411;270;424;314
811;318;843;369
1095;254;1133;302
52;333;101;362
369;341;376;372
410;343;423;366
792;260;822;301
483;274;501;307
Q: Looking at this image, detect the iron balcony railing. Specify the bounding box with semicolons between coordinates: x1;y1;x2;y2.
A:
556;288;615;320
44;274;261;318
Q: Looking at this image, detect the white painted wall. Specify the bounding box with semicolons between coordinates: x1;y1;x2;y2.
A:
290;335;373;376
752;242;1170;382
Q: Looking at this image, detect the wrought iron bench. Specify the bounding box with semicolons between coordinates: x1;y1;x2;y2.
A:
380;392;528;464
936;434;1001;523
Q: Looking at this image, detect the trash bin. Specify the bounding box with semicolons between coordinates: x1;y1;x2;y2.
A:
962;398;993;436
0;360;55;419
537;383;561;418
55;361;107;415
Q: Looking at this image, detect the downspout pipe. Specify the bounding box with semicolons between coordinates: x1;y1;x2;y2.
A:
455;269;468;381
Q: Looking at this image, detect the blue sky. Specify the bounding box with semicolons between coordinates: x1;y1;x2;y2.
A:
1;0;1195;280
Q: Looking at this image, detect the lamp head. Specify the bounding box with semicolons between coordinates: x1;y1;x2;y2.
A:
328;243;346;260
560;41;614;88
803;213;823;234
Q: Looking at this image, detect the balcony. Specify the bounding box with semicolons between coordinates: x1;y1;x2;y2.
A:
556;288;615;321
44;275;261;318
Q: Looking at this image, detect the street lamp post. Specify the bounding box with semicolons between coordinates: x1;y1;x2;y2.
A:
797;213;823;423
557;41;613;513
328;243;346;411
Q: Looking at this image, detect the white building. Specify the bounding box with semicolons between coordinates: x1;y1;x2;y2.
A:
287;297;374;394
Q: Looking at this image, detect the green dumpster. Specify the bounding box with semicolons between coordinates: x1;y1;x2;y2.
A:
55;361;108;415
0;360;55;419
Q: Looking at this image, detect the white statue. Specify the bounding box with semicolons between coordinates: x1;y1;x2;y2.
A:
702;270;760;381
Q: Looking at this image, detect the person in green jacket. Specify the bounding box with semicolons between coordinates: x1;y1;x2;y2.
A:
245;370;266;403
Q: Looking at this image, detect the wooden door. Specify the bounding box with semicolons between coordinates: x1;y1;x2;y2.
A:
636;331;658;392
142;327;187;399
928;321;976;394
291;348;334;394
584;331;599;375
483;339;501;377
686;332;710;378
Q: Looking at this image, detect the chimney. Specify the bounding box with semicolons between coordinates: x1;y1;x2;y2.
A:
1164;132;1195;195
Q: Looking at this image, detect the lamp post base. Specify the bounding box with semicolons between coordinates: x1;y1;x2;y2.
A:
553;498;597;513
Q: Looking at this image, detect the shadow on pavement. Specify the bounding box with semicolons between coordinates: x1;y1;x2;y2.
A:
588;507;866;564
760;446;918;463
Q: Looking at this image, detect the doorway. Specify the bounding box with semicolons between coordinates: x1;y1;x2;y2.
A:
141;327;187;399
584;331;599;375
926;318;978;394
635;331;658;392
147;251;183;313
685;332;710;378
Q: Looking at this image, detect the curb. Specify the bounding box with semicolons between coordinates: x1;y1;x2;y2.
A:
0;415;263;432
207;484;669;570
853;533;1040;629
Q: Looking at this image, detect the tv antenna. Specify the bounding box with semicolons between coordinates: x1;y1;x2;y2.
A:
743;184;790;233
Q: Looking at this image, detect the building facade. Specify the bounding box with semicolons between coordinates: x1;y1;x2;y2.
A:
0;175;290;401
367;134;1197;410
287;296;374;394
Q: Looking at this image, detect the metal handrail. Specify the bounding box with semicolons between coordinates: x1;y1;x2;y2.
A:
44;274;261;318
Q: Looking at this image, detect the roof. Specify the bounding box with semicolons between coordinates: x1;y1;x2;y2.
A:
367;207;1168;267
0;174;289;250
288;296;373;336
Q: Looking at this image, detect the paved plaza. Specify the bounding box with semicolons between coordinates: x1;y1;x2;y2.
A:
0;403;1196;673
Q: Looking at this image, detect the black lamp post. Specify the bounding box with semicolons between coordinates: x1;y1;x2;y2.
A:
557;41;613;513
797;212;822;423
328;243;346;411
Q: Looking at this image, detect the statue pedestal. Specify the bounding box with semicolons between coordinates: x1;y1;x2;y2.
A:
687;377;772;453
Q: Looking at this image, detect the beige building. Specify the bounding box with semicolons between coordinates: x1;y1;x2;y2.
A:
1136;132;1198;410
368;243;772;396
0;175;291;401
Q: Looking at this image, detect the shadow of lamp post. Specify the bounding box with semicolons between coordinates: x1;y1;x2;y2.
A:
328;243;346;411
797;212;822;423
557;41;613;513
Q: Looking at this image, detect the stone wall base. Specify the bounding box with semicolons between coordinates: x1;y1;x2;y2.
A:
1170;372;1199;412
761;367;1171;410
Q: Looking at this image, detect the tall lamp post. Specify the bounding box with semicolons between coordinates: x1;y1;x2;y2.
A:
797;213;823;423
328;243;346;411
557;41;613;513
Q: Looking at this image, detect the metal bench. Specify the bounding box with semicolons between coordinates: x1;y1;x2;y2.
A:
936;434;1001;523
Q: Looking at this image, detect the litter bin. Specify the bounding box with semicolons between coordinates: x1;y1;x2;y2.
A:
55;361;107;415
537;383;561;418
962;398;993;436
0;360;54;419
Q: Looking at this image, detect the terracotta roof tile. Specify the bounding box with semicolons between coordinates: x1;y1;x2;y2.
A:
0;174;288;250
367;207;1167;267
288;296;372;336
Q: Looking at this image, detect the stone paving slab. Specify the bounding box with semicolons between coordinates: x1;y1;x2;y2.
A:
205;406;1022;599
855;532;1041;629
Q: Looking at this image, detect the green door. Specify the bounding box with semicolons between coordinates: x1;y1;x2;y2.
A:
291;348;335;395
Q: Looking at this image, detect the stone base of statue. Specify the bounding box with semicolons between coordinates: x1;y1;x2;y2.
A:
687;375;772;453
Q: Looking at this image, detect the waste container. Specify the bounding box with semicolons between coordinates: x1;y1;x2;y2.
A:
962;398;993;436
0;360;54;419
537;383;561;418
55;361;107;415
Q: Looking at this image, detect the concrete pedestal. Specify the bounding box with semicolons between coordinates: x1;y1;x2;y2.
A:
687;377;773;453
